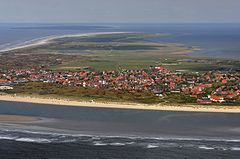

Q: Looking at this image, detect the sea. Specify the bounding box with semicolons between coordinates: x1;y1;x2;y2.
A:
0;23;240;59
0;101;240;159
0;23;240;158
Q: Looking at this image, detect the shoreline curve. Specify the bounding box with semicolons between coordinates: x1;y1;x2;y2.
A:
0;95;240;113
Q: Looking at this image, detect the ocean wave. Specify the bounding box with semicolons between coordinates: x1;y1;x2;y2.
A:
231;147;240;151
0;135;16;140
146;144;159;149
0;133;238;151
109;142;126;146
93;141;108;146
1;128;240;143
148;137;240;143
58;139;77;143
0;129;239;150
198;145;215;150
15;137;52;143
93;141;135;146
1;129;93;138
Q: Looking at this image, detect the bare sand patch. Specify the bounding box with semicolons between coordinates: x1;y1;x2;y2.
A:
0;115;40;123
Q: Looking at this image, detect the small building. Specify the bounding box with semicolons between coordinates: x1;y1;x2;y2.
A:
0;86;13;91
152;89;163;97
208;95;225;103
197;99;212;104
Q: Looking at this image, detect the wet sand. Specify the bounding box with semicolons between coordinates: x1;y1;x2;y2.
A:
1;101;240;139
1;102;239;159
0;115;40;123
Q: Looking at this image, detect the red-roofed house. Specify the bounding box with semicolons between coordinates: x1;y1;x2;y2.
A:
208;95;225;103
0;79;8;83
227;93;237;99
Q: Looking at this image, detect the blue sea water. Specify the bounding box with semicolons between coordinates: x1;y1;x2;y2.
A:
0;23;240;59
0;24;240;158
0;23;111;50
0;101;240;159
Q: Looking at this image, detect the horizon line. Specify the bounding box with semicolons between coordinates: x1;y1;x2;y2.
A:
1;22;240;25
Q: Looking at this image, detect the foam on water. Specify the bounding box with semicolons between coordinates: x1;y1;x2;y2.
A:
231;147;240;151
198;145;215;150
109;142;126;146
0;129;239;151
15;138;51;143
93;142;108;146
1;129;239;142
146;144;159;149
0;135;16;140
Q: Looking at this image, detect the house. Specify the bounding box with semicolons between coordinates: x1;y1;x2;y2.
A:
0;79;8;83
0;86;13;91
152;89;163;97
197;99;212;104
226;93;237;99
208;95;225;103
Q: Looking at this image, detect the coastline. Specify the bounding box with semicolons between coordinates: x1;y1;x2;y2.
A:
0;32;129;53
0;95;240;113
0;31;239;114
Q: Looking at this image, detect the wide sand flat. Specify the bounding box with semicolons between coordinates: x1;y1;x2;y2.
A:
0;115;40;123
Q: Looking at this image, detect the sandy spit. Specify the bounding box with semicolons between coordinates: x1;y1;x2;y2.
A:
0;32;129;53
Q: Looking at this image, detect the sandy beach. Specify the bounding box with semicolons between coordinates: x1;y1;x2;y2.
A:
0;95;239;113
0;32;129;53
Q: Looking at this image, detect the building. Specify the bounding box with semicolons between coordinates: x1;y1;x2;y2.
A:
208;95;225;103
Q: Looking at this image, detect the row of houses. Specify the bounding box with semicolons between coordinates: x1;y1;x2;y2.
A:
0;66;239;103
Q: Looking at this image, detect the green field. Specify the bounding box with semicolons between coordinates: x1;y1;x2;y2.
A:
6;82;240;105
4;32;240;71
2;32;240;105
5;33;194;71
6;82;197;104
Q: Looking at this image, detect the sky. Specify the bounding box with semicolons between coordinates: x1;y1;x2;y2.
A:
0;0;240;23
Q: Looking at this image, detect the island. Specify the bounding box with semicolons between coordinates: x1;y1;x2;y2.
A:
0;32;240;112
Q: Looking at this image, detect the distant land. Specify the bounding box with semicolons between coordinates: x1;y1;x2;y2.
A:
0;31;240;108
2;32;239;71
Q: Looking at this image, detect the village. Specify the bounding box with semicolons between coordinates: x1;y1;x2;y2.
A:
0;65;239;104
